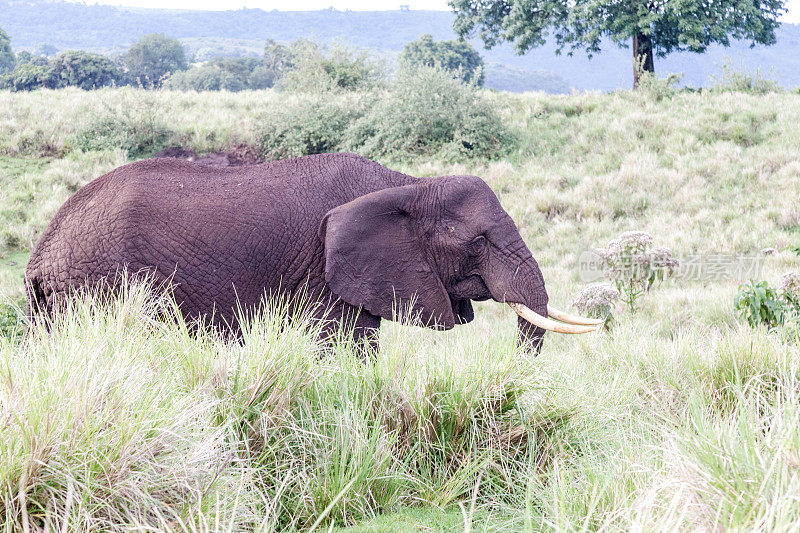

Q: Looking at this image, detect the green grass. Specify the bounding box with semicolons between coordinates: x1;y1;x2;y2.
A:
1;87;800;530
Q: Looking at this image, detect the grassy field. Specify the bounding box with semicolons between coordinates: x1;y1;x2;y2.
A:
1;87;800;530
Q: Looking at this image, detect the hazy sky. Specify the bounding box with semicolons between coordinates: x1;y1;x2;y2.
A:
73;0;800;23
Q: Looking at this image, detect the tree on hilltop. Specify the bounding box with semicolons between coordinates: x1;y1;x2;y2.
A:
400;34;484;85
449;0;786;88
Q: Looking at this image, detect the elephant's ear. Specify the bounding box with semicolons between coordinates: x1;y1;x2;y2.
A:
319;185;455;329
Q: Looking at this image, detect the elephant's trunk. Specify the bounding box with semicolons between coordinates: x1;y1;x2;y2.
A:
482;234;598;353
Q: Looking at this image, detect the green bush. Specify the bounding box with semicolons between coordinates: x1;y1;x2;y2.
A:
734;280;786;328
0;299;24;342
14;50;49;68
257;66;514;162
73;94;179;157
635;71;683;102
347;65;515;161
257;94;367;159
278;40;384;93
167;63;247;92
710;59;782;95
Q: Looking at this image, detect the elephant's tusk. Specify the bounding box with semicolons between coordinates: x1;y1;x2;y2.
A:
508;302;599;334
547;304;604;326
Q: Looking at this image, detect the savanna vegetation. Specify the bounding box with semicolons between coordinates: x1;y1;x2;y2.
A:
1;74;800;530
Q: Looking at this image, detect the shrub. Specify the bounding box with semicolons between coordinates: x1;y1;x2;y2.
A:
73;93;178;157
256;94;367;159
635;71;683;102
278;40;384;93
0;299;24;342
734;280;786;329
734;274;800;333
258;67;513;161
596;231;679;314
710;59;782;95
167;63;246;92
347;65;515;161
14;50;49;67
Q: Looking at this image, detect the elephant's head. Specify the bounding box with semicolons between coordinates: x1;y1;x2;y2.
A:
319;175;599;353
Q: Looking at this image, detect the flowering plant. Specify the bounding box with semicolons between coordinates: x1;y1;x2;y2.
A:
599;231;678;314
573;283;620;328
780;273;800;315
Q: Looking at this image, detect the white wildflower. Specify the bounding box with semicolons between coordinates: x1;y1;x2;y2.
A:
780;272;800;303
573;284;620;318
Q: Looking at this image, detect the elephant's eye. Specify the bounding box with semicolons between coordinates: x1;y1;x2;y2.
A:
468;235;487;256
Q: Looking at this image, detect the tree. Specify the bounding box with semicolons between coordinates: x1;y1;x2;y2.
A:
167;63;243;92
400;34;485;86
15;51;50;67
166;57;273;92
49;51;121;90
0;28;15;74
263;39;295;78
449;0;786;88
119;33;187;88
0;63;52;91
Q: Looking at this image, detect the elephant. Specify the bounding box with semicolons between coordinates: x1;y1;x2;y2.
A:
25;153;599;353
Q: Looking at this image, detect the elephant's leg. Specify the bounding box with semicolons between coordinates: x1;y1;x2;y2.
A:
317;303;381;360
352;310;381;359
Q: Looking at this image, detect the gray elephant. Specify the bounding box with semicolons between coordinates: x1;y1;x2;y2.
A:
25;153;599;352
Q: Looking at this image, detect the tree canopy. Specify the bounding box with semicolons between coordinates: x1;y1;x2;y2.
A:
1;63;51;91
263;39;295;79
449;0;786;87
167;56;276;92
400;34;484;86
50;50;121;90
119;33;187;87
0;27;15;74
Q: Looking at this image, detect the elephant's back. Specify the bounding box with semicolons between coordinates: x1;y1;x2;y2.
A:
25;153;410;318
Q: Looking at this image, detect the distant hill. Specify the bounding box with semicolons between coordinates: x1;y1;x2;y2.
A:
1;0;799;91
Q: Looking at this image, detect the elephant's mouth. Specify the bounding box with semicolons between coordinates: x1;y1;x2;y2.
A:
448;274;491;325
449;274;491;301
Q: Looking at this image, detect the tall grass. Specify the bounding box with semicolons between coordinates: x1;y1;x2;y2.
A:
0;283;582;530
1;282;799;530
